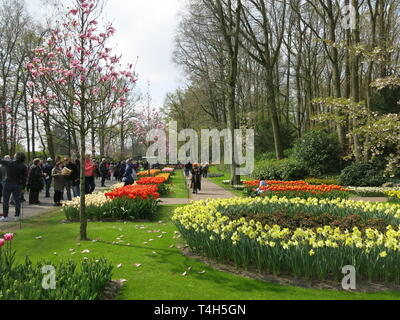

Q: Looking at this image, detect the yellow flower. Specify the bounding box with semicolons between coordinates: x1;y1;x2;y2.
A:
379;251;388;258
309;249;315;256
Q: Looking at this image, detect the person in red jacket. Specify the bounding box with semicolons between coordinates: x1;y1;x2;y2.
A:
84;155;96;194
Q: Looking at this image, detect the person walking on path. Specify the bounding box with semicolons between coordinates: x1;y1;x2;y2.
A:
52;162;65;207
84;155;96;194
0;153;28;222
100;159;109;187
0;155;11;204
42;158;54;198
0;156;9;204
185;162;193;178
202;163;209;178
27;158;45;205
119;161;126;182
190;163;202;195
122;159;136;186
64;158;80;200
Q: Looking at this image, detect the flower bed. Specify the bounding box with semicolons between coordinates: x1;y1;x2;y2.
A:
137;169;161;177
136;174;171;196
0;234;113;300
136;177;167;185
350;187;400;197
64;185;160;221
162;167;175;173
173;197;400;284
244;180;349;199
386;191;400;203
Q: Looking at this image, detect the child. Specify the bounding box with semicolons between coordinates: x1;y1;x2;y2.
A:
52;162;65;207
257;177;267;196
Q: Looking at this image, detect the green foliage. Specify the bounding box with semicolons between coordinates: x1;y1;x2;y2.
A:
371;87;400;114
255;121;295;156
293;130;342;177
252;159;308;181
64;197;160;221
304;178;340;185
339;162;387;187
0;258;112;300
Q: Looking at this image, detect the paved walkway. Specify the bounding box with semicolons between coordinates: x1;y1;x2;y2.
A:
160;176;236;205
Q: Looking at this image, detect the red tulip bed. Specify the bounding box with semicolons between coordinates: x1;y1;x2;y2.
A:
135;174;171;197
244;180;350;199
64;184;161;222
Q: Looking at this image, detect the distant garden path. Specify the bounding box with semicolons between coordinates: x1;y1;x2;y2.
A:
160;176;236;205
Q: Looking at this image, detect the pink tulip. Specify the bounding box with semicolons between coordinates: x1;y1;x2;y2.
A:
3;233;13;241
0;239;4;247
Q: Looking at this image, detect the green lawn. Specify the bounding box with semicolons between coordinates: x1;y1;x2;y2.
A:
208;166;248;197
166;170;189;199
4;205;400;300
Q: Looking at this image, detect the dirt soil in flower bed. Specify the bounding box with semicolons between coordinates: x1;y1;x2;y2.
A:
181;248;400;293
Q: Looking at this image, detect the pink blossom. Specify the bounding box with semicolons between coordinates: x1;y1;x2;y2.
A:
0;239;4;247
3;233;13;241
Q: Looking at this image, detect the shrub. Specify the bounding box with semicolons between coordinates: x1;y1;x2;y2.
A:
293;130;342;177
339;162;386;187
252;159;307;181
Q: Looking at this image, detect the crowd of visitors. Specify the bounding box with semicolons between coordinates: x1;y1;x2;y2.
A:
0;152;213;222
0;153;155;222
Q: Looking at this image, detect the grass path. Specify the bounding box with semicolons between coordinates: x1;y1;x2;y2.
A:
164;171;190;199
5;205;400;300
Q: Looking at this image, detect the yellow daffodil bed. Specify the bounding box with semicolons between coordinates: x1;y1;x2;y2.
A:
173;197;400;283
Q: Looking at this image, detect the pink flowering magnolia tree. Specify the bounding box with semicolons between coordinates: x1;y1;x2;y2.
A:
131;108;167;148
27;0;137;240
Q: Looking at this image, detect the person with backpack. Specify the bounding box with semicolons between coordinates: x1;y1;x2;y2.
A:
0;153;28;222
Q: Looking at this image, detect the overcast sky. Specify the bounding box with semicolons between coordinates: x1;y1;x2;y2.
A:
26;0;185;109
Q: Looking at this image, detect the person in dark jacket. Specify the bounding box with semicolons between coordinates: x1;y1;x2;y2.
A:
42;158;54;198
190;163;202;195
119;161;126;182
0;153;28;222
27;158;45;205
63;158;80;200
99;159;109;187
0;155;10;203
122;160;135;186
